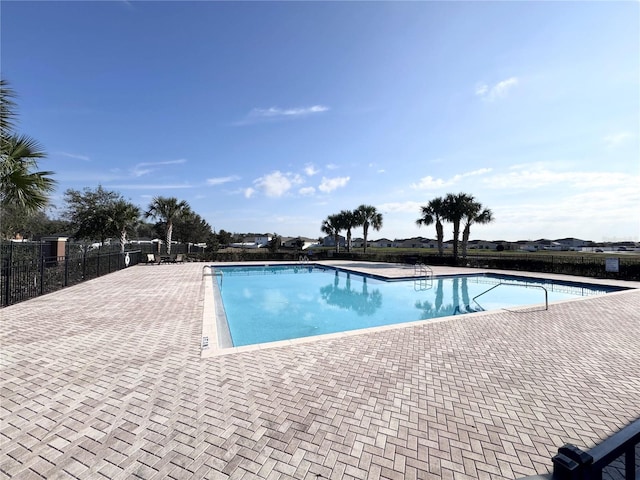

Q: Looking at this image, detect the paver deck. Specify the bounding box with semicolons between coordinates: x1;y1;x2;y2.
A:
1;261;639;479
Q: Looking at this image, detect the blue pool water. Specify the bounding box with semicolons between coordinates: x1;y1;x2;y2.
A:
213;265;623;347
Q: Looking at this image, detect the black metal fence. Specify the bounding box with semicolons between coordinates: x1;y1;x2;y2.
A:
520;418;640;480
0;241;142;307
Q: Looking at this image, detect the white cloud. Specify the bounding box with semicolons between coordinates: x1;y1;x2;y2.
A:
130;159;187;177
484;164;634;190
318;176;350;193
304;164;320;176
450;168;493;183
56;151;90;161
251;105;329;118
253;171;304;198
377;201;423;213
107;183;193;190
475;77;519;101
411;176;447;190
244;187;256;198
325;163;339;170
603;132;633;147
490;183;640;241
475;84;489;96
411;168;492;190
299;186;316;196
236;105;329;125
207;175;240;186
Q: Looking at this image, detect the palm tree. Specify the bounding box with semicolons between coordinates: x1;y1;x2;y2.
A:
338;209;358;252
107;200;141;253
442;193;474;264
321;214;343;253
461;201;494;259
1;80;55;212
354;204;383;253
0;79;17;134
416;196;446;255
145;196;191;254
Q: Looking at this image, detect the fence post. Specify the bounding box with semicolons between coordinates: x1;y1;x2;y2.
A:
39;241;44;296
3;242;13;306
64;242;69;287
552;444;593;480
40;255;45;297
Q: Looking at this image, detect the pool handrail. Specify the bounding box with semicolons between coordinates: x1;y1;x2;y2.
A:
414;263;433;290
472;282;548;311
203;265;224;285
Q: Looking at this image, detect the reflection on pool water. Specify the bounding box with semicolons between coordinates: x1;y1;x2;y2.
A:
213;265;623;347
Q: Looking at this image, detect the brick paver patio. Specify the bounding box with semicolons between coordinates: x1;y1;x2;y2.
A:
1;262;639;479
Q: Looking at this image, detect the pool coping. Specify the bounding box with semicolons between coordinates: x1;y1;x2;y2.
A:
200;261;639;358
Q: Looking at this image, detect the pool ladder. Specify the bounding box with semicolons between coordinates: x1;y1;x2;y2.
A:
471;282;548;312
203;265;224;286
414;263;433;291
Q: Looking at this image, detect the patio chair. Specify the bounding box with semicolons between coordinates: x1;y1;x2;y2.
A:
146;253;156;264
174;254;185;263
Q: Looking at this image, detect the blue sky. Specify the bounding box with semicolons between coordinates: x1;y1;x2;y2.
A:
2;1;638;242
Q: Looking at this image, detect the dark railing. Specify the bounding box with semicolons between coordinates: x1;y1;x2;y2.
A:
521;418;640;480
1;241;142;307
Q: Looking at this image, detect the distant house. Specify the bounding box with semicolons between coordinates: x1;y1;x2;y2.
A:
352;238;366;248
229;235;272;249
253;235;271;246
282;237;317;250
394;237;430;249
370;238;393;248
522;239;557;251
468;240;498;250
555;238;586;250
322;235;346;248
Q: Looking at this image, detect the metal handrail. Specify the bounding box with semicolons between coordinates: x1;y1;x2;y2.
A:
414;263;433;291
414;262;433;278
472;282;548;311
203;265;224;285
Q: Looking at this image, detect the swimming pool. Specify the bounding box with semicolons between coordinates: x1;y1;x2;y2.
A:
210;265;624;347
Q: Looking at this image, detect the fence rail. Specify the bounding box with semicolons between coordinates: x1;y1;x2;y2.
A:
520;419;640;480
1;241;142;307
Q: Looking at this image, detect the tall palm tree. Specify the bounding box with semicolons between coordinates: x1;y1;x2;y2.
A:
443;192;474;264
461;201;494;259
416;196;446;255
354;204;383;253
107;200;141;253
339;209;358;252
145;196;191;254
0;80;55;212
321;214;343;253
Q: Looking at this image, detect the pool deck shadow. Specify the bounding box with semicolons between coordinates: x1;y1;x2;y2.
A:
1;261;639;479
